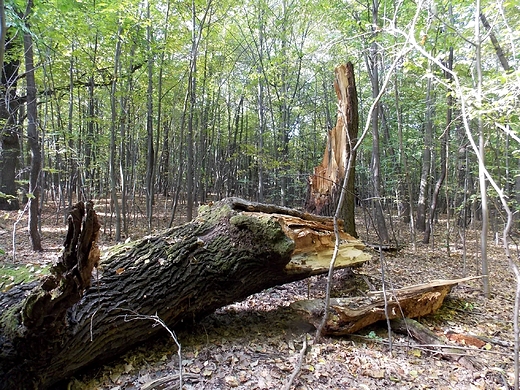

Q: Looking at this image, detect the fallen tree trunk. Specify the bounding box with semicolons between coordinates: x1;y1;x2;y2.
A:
0;197;370;389
291;278;476;335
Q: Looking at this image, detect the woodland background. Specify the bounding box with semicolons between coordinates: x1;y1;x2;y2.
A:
0;0;519;293
1;0;520;388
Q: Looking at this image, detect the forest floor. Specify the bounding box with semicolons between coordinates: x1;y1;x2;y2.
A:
0;198;517;389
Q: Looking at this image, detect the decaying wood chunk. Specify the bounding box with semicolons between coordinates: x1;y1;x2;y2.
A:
246;212;369;274
291;278;476;335
391;318;481;370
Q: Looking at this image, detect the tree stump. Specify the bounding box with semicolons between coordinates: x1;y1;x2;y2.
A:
305;62;359;237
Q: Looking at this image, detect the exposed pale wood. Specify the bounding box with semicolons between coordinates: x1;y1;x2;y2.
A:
243;212;370;275
291;278;476;335
305;63;359;236
0;197;370;389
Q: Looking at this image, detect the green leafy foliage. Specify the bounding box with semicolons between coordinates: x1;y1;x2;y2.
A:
0;0;518;221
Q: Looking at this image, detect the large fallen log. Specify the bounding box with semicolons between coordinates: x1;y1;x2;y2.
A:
291;278;476;335
0;197;370;389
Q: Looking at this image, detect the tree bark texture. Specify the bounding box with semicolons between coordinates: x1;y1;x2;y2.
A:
0;198;369;389
0;34;21;211
305;62;359;237
23;2;43;251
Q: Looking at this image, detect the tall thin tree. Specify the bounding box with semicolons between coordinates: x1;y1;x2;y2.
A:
23;0;42;251
109;21;123;242
366;0;389;243
145;1;155;231
475;0;489;297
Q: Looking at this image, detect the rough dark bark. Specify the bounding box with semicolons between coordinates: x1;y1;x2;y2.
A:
23;2;43;251
0;198;369;389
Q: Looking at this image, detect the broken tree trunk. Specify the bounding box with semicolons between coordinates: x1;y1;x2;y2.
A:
305;62;359;237
0;197;370;389
291;278;476;335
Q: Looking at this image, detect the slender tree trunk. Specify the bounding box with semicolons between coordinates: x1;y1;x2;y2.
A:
423;48;453;244
367;0;389;243
0;28;21;211
186;63;195;216
186;0;198;221
24;0;42;251
67;44;75;206
479;12;512;73
85;21;97;200
416;68;433;232
475;0;489;297
185;0;212;220
0;0;5;79
256;6;265;203
156;1;171;199
119;89;128;237
169;87;189;227
145;1;155;231
394;69;416;248
109;21;122;242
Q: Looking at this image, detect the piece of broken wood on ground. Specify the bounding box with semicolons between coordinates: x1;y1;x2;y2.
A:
390;318;481;370
0;197;370;389
291;277;477;336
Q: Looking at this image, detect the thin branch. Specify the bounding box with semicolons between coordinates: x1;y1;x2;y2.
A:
281;335;308;390
123;313;183;390
12;202;30;262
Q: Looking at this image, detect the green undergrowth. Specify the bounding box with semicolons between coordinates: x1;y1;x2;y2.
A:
0;262;49;292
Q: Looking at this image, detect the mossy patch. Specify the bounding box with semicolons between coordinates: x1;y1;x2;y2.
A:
0;303;23;338
196;202;233;226
230;214;294;256
0;263;49;292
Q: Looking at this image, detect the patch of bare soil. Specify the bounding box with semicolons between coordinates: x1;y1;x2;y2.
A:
0;201;516;389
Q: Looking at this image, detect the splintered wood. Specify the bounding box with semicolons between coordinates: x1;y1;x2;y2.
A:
291;278;477;335
305;62;358;223
240;212;371;275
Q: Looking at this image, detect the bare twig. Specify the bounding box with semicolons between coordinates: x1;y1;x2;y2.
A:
123;312;183;390
314;11;416;343
282;335;308;390
12;202;30;262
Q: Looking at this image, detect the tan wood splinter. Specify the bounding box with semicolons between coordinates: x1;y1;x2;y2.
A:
291;277;480;335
